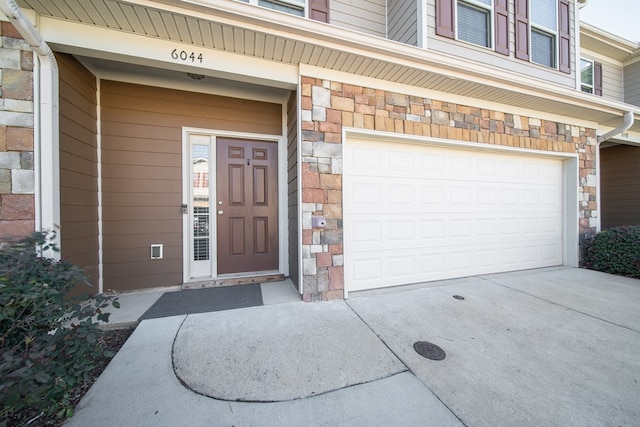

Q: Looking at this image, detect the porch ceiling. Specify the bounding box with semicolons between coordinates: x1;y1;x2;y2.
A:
16;0;640;133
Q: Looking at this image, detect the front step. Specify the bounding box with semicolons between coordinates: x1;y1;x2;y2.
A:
182;274;286;290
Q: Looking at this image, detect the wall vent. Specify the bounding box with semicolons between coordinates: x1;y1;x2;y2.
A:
151;244;163;259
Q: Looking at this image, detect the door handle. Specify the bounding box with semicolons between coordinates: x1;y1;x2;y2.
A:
181;204;188;214
217;210;224;215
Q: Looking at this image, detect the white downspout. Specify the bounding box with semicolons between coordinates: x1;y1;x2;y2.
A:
0;0;59;257
597;111;634;144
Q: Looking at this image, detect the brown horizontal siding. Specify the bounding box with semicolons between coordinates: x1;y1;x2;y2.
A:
600;145;640;229
61;222;100;241
102;136;179;153
60;151;98;177
103;207;180;221
59;118;99;159
102;122;180;140
101;233;183;250
101;150;179;167
57;53;99;288
101;81;282;135
60;193;99;216
101;165;182;180
101;192;179;207
60;169;99;192
102;178;182;193
59;98;98;130
103;259;183;277
103;219;183;236
101;80;282;291
60;204;98;222
103;272;182;290
102;106;280;134
104;245;182;265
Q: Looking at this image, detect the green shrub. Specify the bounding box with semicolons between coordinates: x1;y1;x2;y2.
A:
584;225;640;279
0;231;119;422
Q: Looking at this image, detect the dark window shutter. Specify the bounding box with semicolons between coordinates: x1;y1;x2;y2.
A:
558;0;571;73
310;0;329;23
436;0;455;39
494;0;509;55
514;0;529;60
594;61;603;96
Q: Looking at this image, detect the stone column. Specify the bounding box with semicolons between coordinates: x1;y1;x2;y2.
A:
0;21;34;240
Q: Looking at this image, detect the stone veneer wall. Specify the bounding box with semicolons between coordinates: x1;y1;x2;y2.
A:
0;22;34;240
300;76;597;301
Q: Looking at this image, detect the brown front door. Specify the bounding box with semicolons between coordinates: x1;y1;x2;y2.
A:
216;138;279;274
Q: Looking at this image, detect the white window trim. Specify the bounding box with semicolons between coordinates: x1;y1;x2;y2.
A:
580;58;594;94
243;0;307;18
530;0;559;69
455;0;495;50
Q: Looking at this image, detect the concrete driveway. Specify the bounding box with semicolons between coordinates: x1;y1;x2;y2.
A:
67;267;640;426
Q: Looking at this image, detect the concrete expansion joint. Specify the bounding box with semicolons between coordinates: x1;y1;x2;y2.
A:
344;300;468;427
478;275;640;335
174;371;411;404
344;299;411;372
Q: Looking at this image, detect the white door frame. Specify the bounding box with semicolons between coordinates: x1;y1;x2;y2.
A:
182;127;287;283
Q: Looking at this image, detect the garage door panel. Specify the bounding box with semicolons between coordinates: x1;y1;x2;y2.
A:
348;213;560;252
348;178;561;215
345;137;565;292
347;237;562;291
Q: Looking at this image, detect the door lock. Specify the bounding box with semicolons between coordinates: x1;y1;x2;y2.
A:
181;204;188;214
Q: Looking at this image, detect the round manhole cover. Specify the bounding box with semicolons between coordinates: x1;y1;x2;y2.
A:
413;341;446;361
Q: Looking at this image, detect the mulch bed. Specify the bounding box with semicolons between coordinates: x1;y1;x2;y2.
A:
5;328;134;427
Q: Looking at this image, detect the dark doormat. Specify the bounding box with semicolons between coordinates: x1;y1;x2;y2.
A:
139;284;263;321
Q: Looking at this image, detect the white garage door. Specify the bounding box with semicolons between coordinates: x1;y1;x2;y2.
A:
344;137;564;292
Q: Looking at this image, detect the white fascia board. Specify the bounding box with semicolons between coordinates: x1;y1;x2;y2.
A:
37;16;298;89
300;64;600;129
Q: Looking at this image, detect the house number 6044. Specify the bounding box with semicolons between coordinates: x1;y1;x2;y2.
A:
171;49;203;63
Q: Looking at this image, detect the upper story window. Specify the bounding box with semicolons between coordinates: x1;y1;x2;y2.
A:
515;0;571;73
580;59;593;93
436;0;510;55
238;0;304;17
530;0;557;68
457;0;493;48
259;0;304;17
581;58;603;95
237;0;329;22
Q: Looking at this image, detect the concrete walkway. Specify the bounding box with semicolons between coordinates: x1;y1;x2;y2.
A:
67;268;640;426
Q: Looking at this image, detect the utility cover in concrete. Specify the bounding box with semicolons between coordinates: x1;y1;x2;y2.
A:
173;301;405;402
